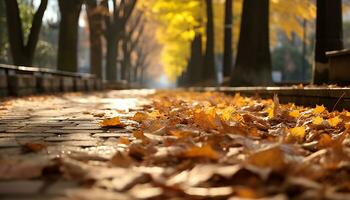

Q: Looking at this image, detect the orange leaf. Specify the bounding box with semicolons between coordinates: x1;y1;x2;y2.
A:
318;134;333;149
248;146;285;170
169;130;194;138
100;117;125;128
118;136;130;145
132;112;149;122
328;116;342;127
183;144;220;160
313;105;326;115
290;126;306;139
289;110;300;118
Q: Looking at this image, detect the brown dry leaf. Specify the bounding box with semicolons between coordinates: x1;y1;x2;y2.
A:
93;112;105;118
247;146;285;171
132;112;149;122
193;109;222;131
235;186;259;198
100;117;125;128
133;130;151;144
182;144;220;160
317;134;333;149
22;142;47;153
118;136;130;145
169;129;195;138
109;151;134;168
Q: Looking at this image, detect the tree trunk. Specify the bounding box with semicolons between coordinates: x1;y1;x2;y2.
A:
5;0;47;66
106;32;118;81
203;0;216;84
186;33;203;86
86;0;103;79
230;0;272;86
57;0;82;72
313;0;343;84
0;1;6;63
121;31;128;81
223;0;233;78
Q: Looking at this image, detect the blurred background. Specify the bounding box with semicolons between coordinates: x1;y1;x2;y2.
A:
0;0;349;88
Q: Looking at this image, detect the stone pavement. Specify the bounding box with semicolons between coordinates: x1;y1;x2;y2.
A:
0;90;154;200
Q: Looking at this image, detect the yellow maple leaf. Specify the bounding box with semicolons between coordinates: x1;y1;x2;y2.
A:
313;105;326;114
290;126;306;139
312;116;324;125
100;117;125;128
328;116;342;127
289;110;300;118
221;106;235;121
267;106;274;119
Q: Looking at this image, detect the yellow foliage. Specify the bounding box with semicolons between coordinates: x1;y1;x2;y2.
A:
141;0;316;80
141;0;203;80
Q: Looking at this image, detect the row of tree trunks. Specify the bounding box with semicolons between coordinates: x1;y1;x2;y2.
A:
4;0;48;66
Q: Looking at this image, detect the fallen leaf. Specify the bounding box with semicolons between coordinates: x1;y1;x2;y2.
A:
109;151;134;168
312;116;324;125
248;146;285;170
289;110;300;118
118;136;130;145
328;116;342;127
313;105;326;115
289;126;306;140
183;144;220;160
100;117;125;128
317;134;333;149
22;142;47;153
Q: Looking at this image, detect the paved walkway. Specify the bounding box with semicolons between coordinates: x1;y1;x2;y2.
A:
0;90;153;200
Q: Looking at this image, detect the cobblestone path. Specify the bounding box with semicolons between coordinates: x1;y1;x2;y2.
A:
0;90;154;200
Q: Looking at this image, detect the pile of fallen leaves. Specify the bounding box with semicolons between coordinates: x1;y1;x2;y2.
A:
93;91;350;199
4;91;350;199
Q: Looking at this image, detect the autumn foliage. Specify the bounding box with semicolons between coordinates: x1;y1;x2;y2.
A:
96;91;350;199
